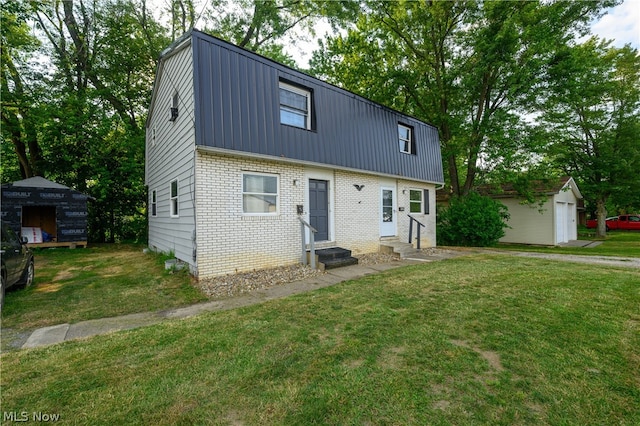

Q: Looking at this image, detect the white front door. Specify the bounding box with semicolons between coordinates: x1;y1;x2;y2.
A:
380;186;397;236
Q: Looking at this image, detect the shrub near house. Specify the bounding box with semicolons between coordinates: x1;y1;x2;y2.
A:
437;192;510;247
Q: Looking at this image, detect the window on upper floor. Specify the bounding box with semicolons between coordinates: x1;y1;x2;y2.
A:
398;123;415;155
279;81;311;130
242;172;279;215
170;179;179;217
170;92;179;121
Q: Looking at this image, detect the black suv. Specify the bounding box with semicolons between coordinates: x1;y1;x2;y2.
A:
1;220;34;310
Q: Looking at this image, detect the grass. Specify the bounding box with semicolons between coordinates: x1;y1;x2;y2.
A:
496;229;640;258
1;244;206;332
2;254;639;425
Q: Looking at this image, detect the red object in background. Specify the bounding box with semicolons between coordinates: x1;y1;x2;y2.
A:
585;214;640;231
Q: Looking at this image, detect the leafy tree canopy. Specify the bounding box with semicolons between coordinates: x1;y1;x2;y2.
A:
539;39;640;236
1;0;352;242
310;0;619;198
2;0;636;244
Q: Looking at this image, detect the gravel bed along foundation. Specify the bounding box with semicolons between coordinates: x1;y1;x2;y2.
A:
196;252;401;299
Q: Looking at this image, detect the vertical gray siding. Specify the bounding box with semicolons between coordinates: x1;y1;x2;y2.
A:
192;31;443;184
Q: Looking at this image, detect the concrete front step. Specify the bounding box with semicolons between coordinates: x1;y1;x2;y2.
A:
379;239;421;259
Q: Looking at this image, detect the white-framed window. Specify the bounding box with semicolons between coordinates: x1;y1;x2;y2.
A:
409;189;423;213
151;189;157;217
398;123;414;154
170;179;179;217
242;172;279;215
279;81;311;130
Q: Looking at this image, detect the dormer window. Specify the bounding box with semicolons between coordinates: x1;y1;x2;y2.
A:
170;92;179;121
398;123;415;154
279;81;311;130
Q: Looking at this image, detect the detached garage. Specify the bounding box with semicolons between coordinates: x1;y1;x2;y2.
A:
1;176;89;248
479;177;583;246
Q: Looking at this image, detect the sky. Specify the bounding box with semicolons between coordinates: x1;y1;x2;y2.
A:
285;0;640;68
590;0;640;49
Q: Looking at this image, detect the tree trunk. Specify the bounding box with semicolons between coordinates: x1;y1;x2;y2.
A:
595;197;608;238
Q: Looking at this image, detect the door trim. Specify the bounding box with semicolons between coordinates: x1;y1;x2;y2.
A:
380;185;397;237
304;168;334;243
555;201;567;244
309;179;329;242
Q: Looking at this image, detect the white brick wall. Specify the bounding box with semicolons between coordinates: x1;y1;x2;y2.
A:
333;174;437;252
333;171;381;254
396;179;437;247
195;152;305;277
194;152;438;278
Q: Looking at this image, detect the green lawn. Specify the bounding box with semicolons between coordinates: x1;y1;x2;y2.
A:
497;230;640;258
1;245;206;331
2;255;638;425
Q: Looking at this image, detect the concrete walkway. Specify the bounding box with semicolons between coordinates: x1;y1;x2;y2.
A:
558;240;603;248
20;259;436;350
15;246;640;350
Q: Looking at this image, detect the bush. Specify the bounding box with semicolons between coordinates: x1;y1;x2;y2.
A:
437;192;510;247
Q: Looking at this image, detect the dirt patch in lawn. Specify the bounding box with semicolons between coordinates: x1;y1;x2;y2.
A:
53;269;76;281
34;283;63;293
450;339;504;372
379;346;407;370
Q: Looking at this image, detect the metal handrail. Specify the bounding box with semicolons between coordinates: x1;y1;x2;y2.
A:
408;214;426;249
298;217;318;269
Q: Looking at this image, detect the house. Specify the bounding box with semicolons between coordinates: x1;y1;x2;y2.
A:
145;30;444;278
478;177;583;246
1;176;89;248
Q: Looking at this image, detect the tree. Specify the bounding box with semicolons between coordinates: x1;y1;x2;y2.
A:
541;40;640;237
1;2;45;178
310;0;617;196
2;0;170;242
201;0;359;67
3;0;352;242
